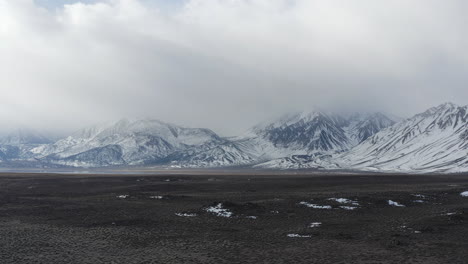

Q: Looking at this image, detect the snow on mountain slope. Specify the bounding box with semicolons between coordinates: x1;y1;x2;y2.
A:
0;129;53;161
32;118;225;167
238;110;396;165
161;141;255;168
251;111;350;153
343;112;397;146
28;110;395;168
3;103;465;173
253;154;339;170
338;103;468;173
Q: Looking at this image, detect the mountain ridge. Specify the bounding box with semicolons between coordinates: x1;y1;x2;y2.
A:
0;103;465;173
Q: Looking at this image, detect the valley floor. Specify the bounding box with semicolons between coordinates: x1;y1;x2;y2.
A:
0;171;467;263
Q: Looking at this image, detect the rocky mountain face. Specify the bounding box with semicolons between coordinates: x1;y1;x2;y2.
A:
0;129;52;161
29;119;227;167
238;110;397;161
251;112;351;153
337;103;468;173
19;111;394;168
0;103;465;173
256;103;468;173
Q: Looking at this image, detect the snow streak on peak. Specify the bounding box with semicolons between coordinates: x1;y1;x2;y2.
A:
29;118;224;167
0;102;465;173
249;110;396;155
338;103;468;173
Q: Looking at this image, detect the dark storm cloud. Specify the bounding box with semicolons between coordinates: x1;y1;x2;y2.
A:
1;0;467;135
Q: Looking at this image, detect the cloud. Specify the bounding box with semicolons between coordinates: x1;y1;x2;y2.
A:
0;0;467;135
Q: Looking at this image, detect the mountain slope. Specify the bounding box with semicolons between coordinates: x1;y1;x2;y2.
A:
239;110;397;165
160;142;255;168
338;103;468;173
0;129;53;161
1;103;465;173
33;118;227;167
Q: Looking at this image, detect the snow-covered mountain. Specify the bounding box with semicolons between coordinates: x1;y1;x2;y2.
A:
159;142;255;168
31;118;228;167
337;103;468;173
253;154;338;170
344;112;398;146
237;110;397;162
251;111;351;153
0;102;465;173
20;111;394;168
0;129;52;161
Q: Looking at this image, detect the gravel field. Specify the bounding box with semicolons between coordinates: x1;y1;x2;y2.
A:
0;172;467;263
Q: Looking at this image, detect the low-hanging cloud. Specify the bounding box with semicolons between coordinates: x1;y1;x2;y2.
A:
1;0;467;135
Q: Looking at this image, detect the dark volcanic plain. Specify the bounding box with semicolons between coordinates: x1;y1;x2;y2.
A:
0;171;467;264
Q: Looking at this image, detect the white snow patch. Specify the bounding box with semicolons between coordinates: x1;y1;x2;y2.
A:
309;222;322;228
287;234;311;238
117;195;129;199
412;200;424;203
388;200;405;207
299;202;332;209
412;194;426;198
245;216;257;219
149;196;163;199
445;212;459;216
340;206;358;210
460;191;468;197
206;203;233;218
175;213;197;217
328;198;359;206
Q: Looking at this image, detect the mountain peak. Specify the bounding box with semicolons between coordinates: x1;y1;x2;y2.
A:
433;102;459;112
247;109;395;154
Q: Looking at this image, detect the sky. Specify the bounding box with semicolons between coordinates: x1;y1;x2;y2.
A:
1;0;467;136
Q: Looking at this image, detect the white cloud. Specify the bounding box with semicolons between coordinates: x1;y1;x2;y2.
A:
0;0;467;135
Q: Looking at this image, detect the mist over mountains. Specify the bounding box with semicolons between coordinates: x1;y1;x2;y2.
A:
0;102;466;173
2;0;468;136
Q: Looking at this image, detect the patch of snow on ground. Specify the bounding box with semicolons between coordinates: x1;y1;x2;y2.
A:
175;213;197;217
149;196;163;199
299;202;332;209
388;200;405;207
412;200;424;203
245;216;257;219
309;222;322;228
328;198;359;206
460;191;468;197
206;203;233;218
117;195;129;199
446;212;459;216
287;234;311;238
412;194;426;198
340;206;358;210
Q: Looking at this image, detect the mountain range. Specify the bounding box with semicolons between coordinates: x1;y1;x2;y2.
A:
0;102;466;173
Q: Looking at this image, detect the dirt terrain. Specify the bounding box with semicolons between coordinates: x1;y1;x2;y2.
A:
0;171;467;263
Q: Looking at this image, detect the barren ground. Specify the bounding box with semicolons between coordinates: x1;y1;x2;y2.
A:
0;172;467;263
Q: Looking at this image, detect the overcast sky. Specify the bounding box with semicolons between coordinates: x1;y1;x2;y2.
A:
1;0;467;136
